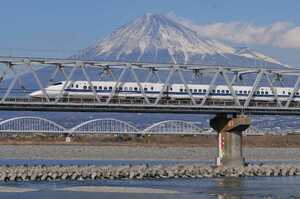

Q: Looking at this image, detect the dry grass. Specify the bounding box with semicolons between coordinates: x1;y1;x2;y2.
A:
0;134;299;148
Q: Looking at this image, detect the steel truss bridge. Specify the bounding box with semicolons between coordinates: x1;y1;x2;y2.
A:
0;56;300;115
0;116;263;136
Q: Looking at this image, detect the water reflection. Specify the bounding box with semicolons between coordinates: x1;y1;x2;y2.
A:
216;178;242;199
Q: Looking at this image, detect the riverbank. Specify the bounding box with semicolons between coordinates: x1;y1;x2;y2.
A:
0;145;300;162
1;134;300;147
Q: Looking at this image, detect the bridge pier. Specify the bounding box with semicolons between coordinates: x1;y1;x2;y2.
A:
210;114;250;167
64;133;72;143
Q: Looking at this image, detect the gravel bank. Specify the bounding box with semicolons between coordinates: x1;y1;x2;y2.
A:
0;145;299;162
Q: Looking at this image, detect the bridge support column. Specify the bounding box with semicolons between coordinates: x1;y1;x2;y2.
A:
64;133;72;143
65;136;71;143
210;114;250;166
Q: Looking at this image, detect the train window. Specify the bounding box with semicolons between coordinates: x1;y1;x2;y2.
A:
88;86;91;89
212;89;216;93
104;87;107;90
199;89;202;93
119;87;123;91
217;90;220;93
243;91;247;94
261;91;265;95
256;91;260;95
203;89;207;93
288;92;291;95
239;90;243;94
283;91;286;94
194;89;197;93
93;86;97;90
109;86;112;90
297;92;299;96
144;88;148;91
124;87;128;91
169;87;173;91
184;89;187;92
180;88;183;92
99;86;102;90
76;85;79;88
265;91;269;95
226;90;229;94
52;82;63;86
221;90;225;94
151;87;154;90
189;89;193;93
129;87;133;91
83;86;87;89
134;87;138;91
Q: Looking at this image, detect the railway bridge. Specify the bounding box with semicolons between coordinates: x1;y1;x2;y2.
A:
1;56;300;166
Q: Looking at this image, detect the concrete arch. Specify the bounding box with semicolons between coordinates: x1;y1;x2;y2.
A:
70;118;139;134
143;120;203;135
0;116;66;133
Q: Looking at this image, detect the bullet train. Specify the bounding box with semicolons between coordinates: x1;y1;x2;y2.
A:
29;81;300;101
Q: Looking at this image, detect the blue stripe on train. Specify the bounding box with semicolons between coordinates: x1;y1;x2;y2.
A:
64;89;295;98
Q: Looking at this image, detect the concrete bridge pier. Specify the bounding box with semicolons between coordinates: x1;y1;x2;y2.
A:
210;114;250;166
64;133;72;143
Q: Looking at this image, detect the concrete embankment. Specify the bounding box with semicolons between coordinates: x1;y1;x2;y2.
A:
0;164;300;182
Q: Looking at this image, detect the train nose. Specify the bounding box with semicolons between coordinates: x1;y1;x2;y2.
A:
29;90;43;98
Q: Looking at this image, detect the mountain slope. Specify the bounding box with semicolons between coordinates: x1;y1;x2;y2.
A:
73;14;284;68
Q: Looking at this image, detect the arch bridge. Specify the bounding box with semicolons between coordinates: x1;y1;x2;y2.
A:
0;117;220;135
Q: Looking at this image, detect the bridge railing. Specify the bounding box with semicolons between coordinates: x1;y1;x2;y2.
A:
3;96;300;110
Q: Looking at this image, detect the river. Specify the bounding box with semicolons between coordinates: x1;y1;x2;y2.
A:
0;176;299;198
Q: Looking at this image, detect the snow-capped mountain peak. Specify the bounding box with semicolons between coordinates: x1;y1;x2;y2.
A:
74;13;285;68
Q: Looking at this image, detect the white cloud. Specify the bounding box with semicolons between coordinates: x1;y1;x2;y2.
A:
166;13;300;49
275;27;300;48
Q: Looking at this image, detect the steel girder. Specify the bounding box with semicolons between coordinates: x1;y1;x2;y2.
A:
1;56;300;113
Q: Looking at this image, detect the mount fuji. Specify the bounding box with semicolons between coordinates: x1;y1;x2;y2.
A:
73;13;285;68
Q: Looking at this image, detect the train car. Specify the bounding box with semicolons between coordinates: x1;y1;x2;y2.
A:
29;81;300;102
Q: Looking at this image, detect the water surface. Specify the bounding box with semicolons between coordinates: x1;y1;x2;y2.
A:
0;176;299;198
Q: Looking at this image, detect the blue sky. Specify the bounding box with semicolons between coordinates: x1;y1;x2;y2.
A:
0;0;300;65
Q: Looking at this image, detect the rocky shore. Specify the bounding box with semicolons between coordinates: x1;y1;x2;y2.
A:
0;164;299;182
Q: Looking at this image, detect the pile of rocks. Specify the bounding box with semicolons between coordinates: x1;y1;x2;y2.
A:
0;164;299;181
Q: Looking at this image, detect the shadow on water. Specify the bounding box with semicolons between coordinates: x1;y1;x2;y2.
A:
210;176;300;199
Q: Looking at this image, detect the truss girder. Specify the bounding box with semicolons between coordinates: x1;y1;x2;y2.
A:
1;56;300;110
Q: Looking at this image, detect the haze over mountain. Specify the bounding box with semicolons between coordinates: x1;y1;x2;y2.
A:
73;13;285;68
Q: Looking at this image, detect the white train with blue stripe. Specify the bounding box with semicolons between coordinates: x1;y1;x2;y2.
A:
29;81;300;101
